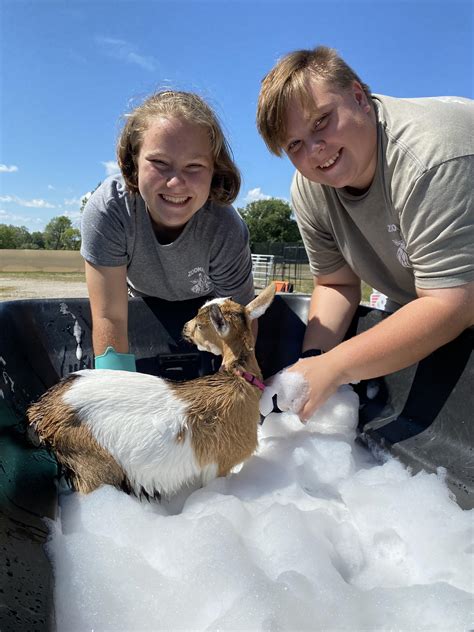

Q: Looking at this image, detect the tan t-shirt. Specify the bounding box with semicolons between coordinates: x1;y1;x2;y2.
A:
291;94;474;305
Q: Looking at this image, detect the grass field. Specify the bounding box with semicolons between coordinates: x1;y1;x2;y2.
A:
0;249;84;272
0;271;372;305
0;250;372;302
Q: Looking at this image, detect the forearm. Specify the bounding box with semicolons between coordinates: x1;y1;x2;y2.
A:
91;316;129;356
331;293;473;386
303;281;361;352
85;262;130;356
291;284;473;420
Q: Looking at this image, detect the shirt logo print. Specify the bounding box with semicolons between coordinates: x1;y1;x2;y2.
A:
392;239;411;268
386;225;411;268
188;267;212;294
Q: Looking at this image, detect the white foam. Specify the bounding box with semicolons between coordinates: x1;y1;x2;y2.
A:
259;369;309;416
46;404;473;632
73;320;82;360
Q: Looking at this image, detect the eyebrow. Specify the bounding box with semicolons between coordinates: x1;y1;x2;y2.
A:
144;151;211;161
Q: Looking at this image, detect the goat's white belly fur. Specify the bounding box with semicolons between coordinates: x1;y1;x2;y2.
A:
63;370;209;496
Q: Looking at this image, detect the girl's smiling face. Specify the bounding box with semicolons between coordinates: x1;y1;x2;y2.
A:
284;79;377;192
137;116;214;241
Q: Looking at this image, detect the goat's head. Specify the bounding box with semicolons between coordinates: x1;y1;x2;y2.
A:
183;283;276;356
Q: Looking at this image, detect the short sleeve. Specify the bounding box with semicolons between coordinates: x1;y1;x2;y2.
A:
80;183;130;267
209;206;255;305
291;172;347;277
400;156;474;289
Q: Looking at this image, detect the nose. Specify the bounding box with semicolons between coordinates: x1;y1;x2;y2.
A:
182;320;194;340
308;136;325;156
166;170;186;187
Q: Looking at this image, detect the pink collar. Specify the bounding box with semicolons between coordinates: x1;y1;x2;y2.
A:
235;370;265;392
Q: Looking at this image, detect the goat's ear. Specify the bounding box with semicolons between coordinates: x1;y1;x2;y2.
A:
246;283;276;321
209;304;230;337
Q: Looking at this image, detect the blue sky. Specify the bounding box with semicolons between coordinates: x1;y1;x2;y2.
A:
1;0;472;232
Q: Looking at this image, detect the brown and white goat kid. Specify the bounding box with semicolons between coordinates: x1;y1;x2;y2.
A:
27;283;276;498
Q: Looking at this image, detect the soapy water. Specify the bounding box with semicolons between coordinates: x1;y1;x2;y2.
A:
0;355;15;399
59;302;83;361
45;387;473;632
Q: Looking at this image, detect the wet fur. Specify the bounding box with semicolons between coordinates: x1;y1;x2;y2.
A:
27;284;276;498
28;376;131;494
169;371;261;477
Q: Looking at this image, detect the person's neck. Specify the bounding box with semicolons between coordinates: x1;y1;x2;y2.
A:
344;184;370;196
152;222;185;245
344;129;378;196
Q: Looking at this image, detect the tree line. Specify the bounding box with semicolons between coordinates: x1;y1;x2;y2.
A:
0;216;81;250
0;198;302;251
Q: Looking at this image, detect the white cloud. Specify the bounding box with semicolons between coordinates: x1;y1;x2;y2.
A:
244;187;272;204
127;51;156;71
48;184;55;190
0;195;55;209
96;36;157;71
0;209;44;227
102;160;121;177
64;197;82;206
63;190;95;210
63;210;82;227
0;164;18;173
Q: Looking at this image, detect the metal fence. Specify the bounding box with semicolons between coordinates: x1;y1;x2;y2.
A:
251;242;312;291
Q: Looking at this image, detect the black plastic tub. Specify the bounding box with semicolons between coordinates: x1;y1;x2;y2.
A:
0;294;472;631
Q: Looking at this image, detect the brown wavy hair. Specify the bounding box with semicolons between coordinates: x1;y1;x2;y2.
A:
117;90;241;204
257;45;372;156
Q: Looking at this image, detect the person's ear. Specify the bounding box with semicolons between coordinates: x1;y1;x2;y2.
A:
352;80;371;113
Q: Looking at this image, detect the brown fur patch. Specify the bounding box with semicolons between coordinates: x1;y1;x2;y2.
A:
27;375;129;494
169;370;261;477
178;291;277;478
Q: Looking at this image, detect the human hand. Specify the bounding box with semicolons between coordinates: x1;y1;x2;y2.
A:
286;354;344;422
259;360;358;435
259;369;309;418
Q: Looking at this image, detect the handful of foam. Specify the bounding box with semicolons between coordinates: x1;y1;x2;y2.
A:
259;370;359;436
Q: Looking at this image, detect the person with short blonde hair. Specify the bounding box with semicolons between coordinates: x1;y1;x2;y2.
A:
257;46;371;156
81;89;254;371
257;45;474;420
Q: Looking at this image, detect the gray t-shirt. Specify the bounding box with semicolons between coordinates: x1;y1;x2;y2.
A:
292;94;474;306
81;175;255;305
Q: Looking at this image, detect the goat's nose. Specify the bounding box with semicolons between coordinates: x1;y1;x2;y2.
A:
182;321;194;339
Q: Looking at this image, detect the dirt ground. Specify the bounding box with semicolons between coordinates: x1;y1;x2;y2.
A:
0;275;88;301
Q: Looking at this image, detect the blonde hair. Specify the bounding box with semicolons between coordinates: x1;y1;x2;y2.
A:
117;90;241;204
257;46;371;156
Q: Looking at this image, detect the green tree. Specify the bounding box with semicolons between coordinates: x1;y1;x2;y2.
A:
0;224;33;248
0;224;19;248
43;216;81;250
62;227;81;250
238;198;302;247
28;231;46;249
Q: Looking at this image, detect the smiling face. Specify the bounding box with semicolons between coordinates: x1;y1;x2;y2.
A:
137;116;214;241
284;78;378;192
